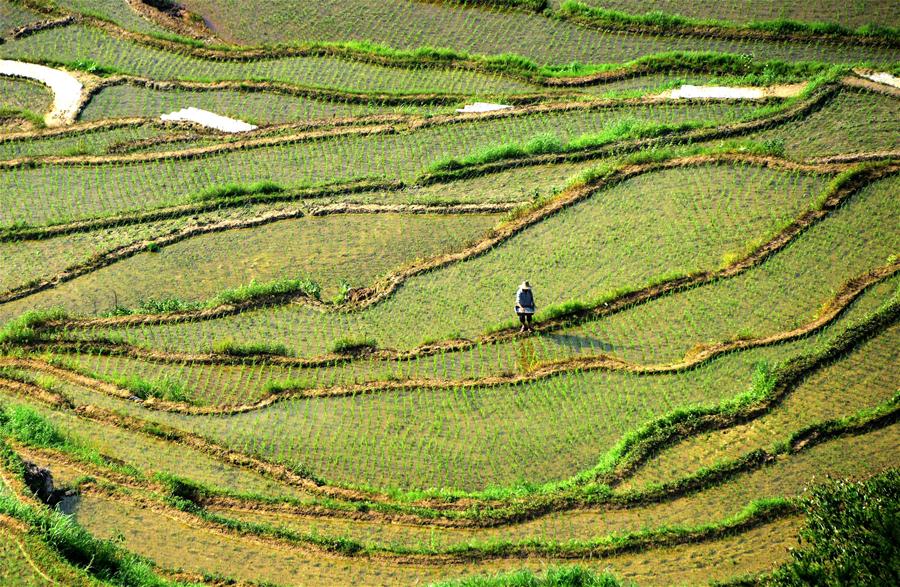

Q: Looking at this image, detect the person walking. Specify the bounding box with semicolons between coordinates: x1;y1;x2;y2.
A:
515;281;536;332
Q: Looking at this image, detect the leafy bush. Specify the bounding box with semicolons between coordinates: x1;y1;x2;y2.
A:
768;469;900;586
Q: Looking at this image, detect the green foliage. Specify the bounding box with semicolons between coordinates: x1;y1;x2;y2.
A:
210;277;322;306
263;378;315;394
0;456;183;586
156;472;208;504
439;0;548;12
0;404;65;448
768;469;900;586
331;336;378;354
812;161;891;210
212;338;290;357
138;298;202;314
189;180;284;202
110;373;190;403
428;120;700;173
0;107;46;127
66;59;121;76
0;308;67;345
760;137;786;157
534;299;591;321
102;276;322;318
430;565;625;586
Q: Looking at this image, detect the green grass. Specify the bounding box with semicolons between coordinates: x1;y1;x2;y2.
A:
767;469;900;586
625;321;900;489
108;373;191;402
212;338;291;357
1;1;897;581
331;336;378;354
0;211;501;327
0;439;190;587
0;308;67;345
0;24;538;94
187;180;285;201
63;284;895;493
428;118;701;172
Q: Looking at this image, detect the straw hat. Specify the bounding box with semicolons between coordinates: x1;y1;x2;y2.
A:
520;281;531;289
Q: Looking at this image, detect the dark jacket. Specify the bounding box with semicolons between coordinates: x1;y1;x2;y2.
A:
516;287;535;314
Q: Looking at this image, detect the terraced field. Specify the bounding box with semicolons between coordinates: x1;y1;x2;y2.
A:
0;1;897;586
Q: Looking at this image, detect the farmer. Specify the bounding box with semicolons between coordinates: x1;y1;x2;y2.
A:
515;281;536;332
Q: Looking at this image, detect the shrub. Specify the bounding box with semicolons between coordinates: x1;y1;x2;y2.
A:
768;470;900;586
67;59;120;75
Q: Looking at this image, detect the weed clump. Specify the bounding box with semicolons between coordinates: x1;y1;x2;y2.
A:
768;470;900;586
0;308;67;345
210;277;321;306
189;180;284;202
0;405;66;448
331;336;378;354
111;374;190;403
212;338;290;357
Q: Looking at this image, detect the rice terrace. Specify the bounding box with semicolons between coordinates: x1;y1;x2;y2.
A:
0;0;898;585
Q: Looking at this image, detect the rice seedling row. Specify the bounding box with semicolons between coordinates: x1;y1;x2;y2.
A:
46;281;893;492
171;0;900;65
569;174;898;364
0;212;500;321
748;87;900;158
79;83;448;125
571;0;900;29
206;421;899;549
0;100;761;227
0;0;45;33
58;274;900;407
0;76;51;115
0;24;539;96
623;321;900;489
0;3;897;583
72;162;835;357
